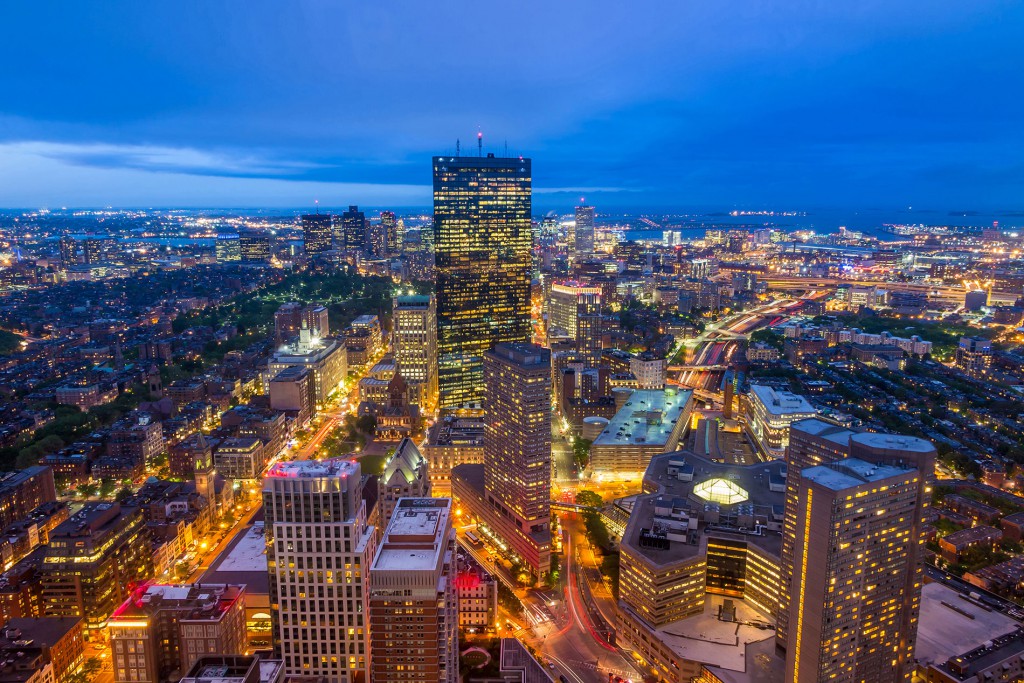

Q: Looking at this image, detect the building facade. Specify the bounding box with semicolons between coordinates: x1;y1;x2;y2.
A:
263;460;376;683
392;294;438;411
302;213;333;257
433;153;532;409
368;498;458;683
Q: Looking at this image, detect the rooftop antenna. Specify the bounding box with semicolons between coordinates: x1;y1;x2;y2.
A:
314;199;319;215
504;139;508;157
456;138;460;157
477;129;483;157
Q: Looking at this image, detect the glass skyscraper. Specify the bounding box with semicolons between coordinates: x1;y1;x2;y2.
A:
433;153;533;409
301;213;332;257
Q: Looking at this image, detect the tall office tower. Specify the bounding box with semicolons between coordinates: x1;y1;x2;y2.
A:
548;281;602;362
302;213;333;257
216;233;242;262
58;235;76;265
433;153;533;409
263;460;376;683
574;204;595;257
239;232;271;262
392;294;438;410
778;419;935;682
483;343;552;577
340;205;367;251
380;211;399;254
368;498;458;683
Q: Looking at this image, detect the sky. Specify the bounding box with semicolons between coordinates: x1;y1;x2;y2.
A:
0;1;1022;211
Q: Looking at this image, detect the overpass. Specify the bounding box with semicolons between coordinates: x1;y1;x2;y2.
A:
668;364;728;372
765;277;1018;305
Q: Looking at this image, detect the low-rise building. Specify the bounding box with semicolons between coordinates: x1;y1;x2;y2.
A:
938;526;1003;563
108;584;246;683
743;384;818;458
588;388;693;477
214;437;265;480
421;417;485;497
41;502;153;633
0;617;84;683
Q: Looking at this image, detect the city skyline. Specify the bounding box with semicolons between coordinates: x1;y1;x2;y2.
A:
1;2;1022;208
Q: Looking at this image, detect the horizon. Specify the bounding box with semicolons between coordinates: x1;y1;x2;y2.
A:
2;2;1022;209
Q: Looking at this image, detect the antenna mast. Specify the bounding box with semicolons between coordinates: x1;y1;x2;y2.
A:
456;139;460;157
477;130;483;157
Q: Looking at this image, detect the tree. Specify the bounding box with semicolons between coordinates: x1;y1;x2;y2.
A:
575;490;603;508
77;482;98;499
572;438;592;469
98;478;116;499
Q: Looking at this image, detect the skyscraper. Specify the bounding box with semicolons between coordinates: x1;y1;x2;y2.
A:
216;233;242;262
239;231;271;262
380;210;399;254
392;294;438;410
483;343;551;577
368;498;458;683
574;204;595;257
340;205;367;251
548;280;602;362
433;153;533;409
302;213;333;257
263;459;376;683
779;419;935;683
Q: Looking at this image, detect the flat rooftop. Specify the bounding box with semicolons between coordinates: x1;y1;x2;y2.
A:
748;384;816;416
265;458;359;479
802;457;914;491
372;498;451;572
915;581;1020;671
201;523;269;594
650;595;776;674
622;451;786;566
593;388;692;448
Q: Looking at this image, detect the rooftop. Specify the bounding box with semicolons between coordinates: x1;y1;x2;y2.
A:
633;595;776;674
622;450;786;566
372;498;451;572
592;388;693;448
802;457;915;491
109;583;244;623
265;458;359;480
915;581;1019;671
201;523;269;593
747;384;816;417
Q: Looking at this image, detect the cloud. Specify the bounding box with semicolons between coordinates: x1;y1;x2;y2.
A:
0;141;429;208
16;141;323;178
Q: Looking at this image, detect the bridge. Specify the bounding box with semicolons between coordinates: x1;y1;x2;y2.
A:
550;502;599;514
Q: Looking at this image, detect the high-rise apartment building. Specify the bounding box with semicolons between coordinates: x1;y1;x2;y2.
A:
482;343;551;577
368;498;458;683
58;235;77;265
263;459;376;683
302;213;333;257
778;419;935;683
340;205;367;251
574;204;595;256
392;295;438;410
433;153;532;409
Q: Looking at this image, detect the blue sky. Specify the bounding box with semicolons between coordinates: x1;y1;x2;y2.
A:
0;1;1021;210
